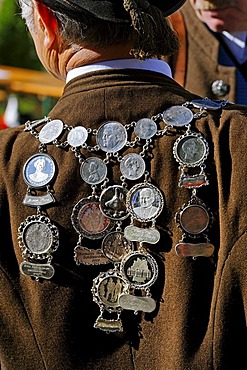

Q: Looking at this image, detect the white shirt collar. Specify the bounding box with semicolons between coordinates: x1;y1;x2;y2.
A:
221;31;247;64
66;58;172;84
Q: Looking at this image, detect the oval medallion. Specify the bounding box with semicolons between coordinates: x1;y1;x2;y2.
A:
96;121;127;153
80;157;107;185
39;119;64;144
163;105;194;127
120;251;158;289
178;204;210;235
126;183;164;222
101;231;133;263
120;153;145;181
134;118;157;139
173;133;209;167
71;198;114;239
23;153;56;188
100;185;129;220
67;126;88;147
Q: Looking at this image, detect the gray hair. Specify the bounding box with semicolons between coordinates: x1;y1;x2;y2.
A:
18;0;179;58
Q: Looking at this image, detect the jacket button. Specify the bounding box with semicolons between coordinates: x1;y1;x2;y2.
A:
211;80;230;97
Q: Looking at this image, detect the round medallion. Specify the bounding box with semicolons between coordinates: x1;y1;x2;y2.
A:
173;133;209;167
134;118;157;139
96;121;127;153
163;105;194;127
67;126;88;147
178;204;210;235
126;183;164;222
23;153;56;188
71;198;114;239
100;185;129;220
120;251;158;289
120;153;145;181
92;270;128;311
39;119;64;144
18;215;59;258
80;157;107;185
101;231;133;263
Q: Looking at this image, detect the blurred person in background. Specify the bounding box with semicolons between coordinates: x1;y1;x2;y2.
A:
169;0;247;104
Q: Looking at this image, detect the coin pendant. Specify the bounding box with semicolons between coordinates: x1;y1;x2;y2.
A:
67;126;88;147
173;132;209;167
92;270;128;311
96;121;127;153
18;215;59;258
23;153;56;188
120;153;145;180
39;119;64;144
71;198;114;239
120;251;158;289
134;118;157;139
100;185;129;220
101;231;133;263
163;105;194;127
177;204;210;235
80;157;107;185
126;183;164;222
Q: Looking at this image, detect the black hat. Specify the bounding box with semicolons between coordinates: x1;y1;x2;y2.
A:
38;0;186;22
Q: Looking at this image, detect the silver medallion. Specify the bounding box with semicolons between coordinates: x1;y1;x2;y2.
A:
71;198;114;239
101;231;133;263
100;185;129;220
163;105;194;127
120;251;158;289
173;132;209;167
96;121;127;153
120;153;145;181
176;203;210;235
80;157;107;185
39;119;64;144
92;270;128;311
126;183;164;222
191;98;225;110
134;118;157;139
118;293;156;313
67;126;88;147
20;261;55;280
124;225;160;244
23;153;56;188
18;214;59;258
22;192;56;207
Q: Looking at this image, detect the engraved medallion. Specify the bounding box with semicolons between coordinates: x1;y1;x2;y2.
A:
18;215;59;258
177;204;210;235
39;119;64;144
134;118;157;139
126;183;164;222
101;231;133;263
67;126;88;147
20;261;55;279
92;270;128;311
93;316;123;333
163;105;194;127
118;293;156;313
100;185;129;220
96;121;127;153
23;153;56;188
74;246;109;265
124;225;160;244
173;133;209;167
80;157;107;185
71;198;114;239
120;251;158;289
175;242;215;258
22;192;56;207
120;153;145;180
179;173;209;188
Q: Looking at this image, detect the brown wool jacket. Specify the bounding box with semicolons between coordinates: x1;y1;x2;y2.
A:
169;1;241;102
0;69;246;370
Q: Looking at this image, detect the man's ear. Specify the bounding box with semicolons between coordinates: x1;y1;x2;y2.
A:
35;1;58;47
